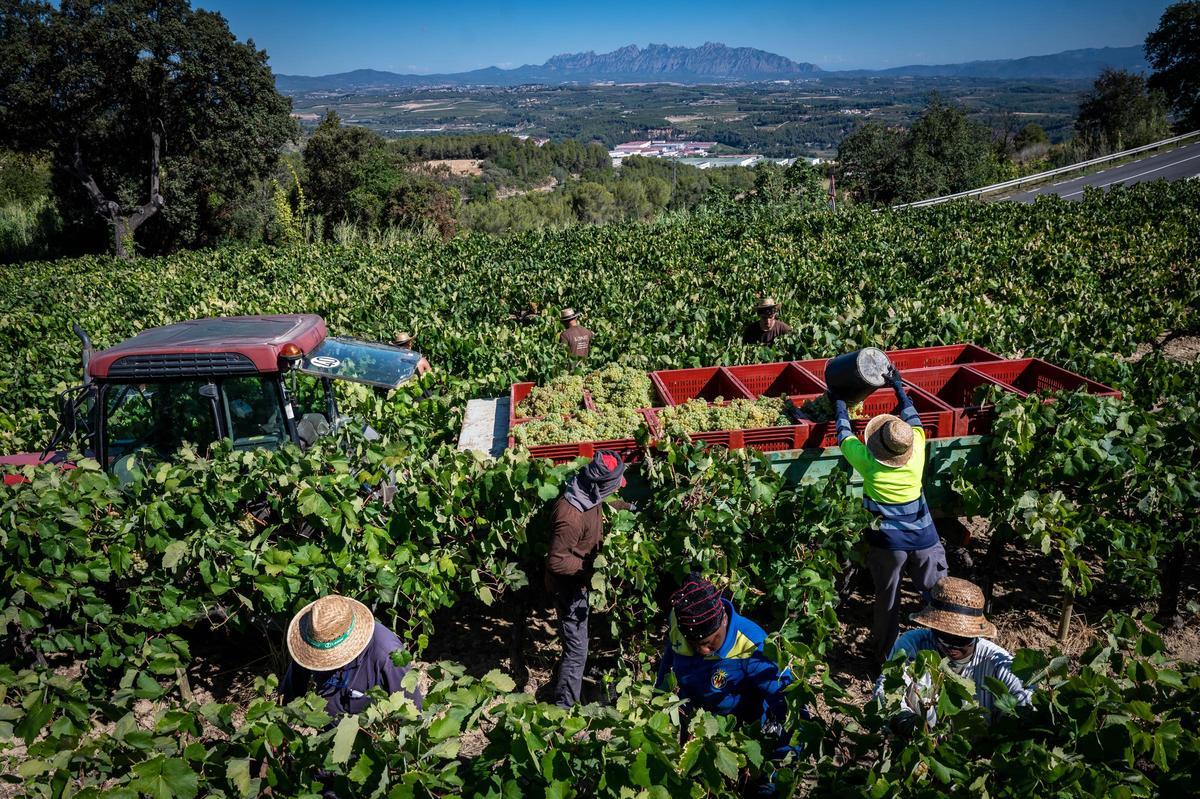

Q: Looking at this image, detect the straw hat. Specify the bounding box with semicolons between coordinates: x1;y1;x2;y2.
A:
864;413;915;467
755;296;779;314
560;308;580;323
287;595;376;672
910;577;997;639
393;332;414;347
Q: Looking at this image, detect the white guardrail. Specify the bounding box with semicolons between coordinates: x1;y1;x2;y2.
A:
892;129;1200;210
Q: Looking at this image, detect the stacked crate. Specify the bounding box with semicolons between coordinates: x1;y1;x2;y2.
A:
508;345;1122;463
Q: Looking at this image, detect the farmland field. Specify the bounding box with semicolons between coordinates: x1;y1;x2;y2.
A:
1;183;1198;797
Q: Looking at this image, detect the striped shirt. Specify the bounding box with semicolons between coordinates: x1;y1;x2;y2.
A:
836;387;938;550
872;629;1033;722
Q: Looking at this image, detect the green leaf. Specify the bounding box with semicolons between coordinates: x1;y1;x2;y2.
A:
713;744;739;780
130;756;199;799
162;541;187;570
330;714;359;764
428;714;461;741
224;758;252;797
482;669;516;693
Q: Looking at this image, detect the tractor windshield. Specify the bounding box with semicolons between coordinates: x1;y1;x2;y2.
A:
297;337;421;390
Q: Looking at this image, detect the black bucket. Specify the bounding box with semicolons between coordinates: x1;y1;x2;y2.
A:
825;347;890;404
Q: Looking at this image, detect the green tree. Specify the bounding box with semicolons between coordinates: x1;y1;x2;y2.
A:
302;112;407;229
1075;69;1172;155
1145;1;1200;130
612;179;651;221
642;176;672;210
897;95;1002;201
0;0;296;258
836;121;904;204
570;182;615;224
1012;123;1049;153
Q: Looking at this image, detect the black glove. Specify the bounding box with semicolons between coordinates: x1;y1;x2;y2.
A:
886;365;903;388
889;710;919;737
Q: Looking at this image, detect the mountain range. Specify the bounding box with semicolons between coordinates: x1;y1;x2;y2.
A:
275;43;1149;93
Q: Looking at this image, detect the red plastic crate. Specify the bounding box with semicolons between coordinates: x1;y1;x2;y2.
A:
885;344;1005;370
650;366;754;406
514;408;659;465
642;408;811;453
791;358;830;385
791;387;955;449
727;362;826;398
968;359;1122;400
900;366;1027;435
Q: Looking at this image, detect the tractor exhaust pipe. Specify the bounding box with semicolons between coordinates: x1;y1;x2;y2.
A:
72;323;93;385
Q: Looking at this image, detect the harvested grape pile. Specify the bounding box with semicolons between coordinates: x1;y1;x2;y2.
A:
794;393;865;423
658;397;791;435
583;363;655;411
520;373;585;417
512;407;648;445
515;364;656;445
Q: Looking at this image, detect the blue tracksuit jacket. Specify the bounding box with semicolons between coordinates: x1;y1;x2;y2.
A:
654;599;792;727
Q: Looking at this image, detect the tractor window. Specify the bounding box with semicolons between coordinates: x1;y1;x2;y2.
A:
105;381;220;464
223;376;288;450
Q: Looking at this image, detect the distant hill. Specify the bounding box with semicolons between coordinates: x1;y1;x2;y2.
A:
847;46;1148;80
276;43;821;92
275;44;1148;93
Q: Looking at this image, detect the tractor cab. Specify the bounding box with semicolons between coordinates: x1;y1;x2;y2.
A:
6;314;420;482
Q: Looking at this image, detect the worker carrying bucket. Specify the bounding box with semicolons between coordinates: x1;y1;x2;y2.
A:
829;348;949;665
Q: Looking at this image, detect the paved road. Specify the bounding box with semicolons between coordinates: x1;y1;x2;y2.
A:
1005;139;1200;203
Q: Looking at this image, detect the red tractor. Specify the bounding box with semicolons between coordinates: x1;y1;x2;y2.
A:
1;314;421;484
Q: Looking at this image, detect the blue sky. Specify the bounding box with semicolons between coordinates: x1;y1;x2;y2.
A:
198;0;1170;75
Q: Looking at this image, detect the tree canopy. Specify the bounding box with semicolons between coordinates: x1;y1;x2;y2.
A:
1145;1;1200;130
0;0;296;257
837;96;1002;205
1075;69;1171;155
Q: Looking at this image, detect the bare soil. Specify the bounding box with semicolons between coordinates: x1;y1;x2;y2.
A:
424;158;484;177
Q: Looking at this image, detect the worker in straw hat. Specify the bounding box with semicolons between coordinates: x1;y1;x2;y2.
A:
835;363;948;665
393;332;432;376
280;594;422;716
743;296;792;344
873;576;1033;733
558;307;594;358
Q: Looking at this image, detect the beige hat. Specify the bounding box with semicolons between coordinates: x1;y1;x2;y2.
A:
864;413;915;467
561;308;581;323
394;332;414;347
287;595;376;672
910;577;997;639
755;296;779;313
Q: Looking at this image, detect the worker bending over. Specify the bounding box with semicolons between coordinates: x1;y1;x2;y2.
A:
281;594;422;715
655;573;803;761
874;577;1032;733
836;365;948;664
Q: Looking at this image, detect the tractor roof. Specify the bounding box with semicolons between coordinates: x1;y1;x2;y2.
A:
89;314;328;380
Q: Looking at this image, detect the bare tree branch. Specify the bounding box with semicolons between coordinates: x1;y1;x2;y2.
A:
68;139;119;222
126;131;165;234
